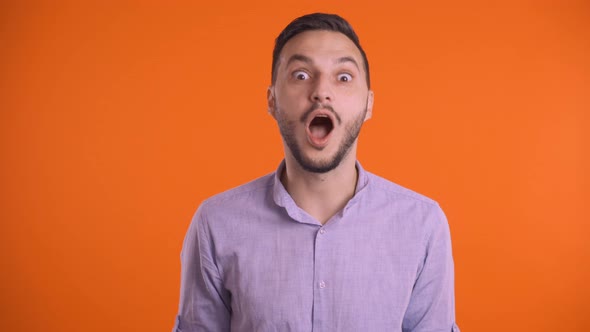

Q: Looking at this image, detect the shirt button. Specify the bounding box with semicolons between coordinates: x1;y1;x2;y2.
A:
319;228;326;234
319;281;326;289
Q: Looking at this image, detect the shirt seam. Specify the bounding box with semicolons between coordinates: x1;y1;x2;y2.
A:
203;178;274;208
198;202;226;281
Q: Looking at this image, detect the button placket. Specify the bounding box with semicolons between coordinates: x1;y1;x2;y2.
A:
312;225;328;327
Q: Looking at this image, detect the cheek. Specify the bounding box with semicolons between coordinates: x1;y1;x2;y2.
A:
338;85;368;101
284;85;309;101
276;93;309;113
339;93;368;111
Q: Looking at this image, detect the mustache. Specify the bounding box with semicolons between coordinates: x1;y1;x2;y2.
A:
299;103;342;125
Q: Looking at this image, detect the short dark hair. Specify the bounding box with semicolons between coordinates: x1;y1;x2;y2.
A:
271;13;370;88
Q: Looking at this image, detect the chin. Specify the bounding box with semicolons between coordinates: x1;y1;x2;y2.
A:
296;150;351;174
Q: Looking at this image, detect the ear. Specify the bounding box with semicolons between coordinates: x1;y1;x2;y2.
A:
267;86;277;119
364;90;374;121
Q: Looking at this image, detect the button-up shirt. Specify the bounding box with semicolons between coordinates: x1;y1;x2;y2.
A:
173;161;460;331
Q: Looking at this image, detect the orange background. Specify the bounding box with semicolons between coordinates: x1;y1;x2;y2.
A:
1;1;588;331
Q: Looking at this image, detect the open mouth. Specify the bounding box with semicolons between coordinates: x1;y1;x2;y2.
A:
306;113;335;149
309;115;334;140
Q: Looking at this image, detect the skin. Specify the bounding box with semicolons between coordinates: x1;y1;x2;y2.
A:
267;30;374;224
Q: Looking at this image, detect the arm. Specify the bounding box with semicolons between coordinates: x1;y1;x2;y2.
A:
402;206;460;332
172;205;231;332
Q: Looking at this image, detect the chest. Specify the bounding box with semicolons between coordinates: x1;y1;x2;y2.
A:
215;219;425;331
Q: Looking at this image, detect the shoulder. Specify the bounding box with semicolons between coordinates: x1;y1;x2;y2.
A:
363;171;448;242
189;171;278;236
200;172;275;211
366;171;440;208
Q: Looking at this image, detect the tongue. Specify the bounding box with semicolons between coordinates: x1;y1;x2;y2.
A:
310;123;330;139
309;117;332;140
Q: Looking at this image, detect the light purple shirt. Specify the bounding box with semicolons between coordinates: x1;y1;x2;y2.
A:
173;161;459;332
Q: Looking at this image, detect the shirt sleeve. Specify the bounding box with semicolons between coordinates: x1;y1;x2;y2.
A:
402;205;460;332
172;204;231;332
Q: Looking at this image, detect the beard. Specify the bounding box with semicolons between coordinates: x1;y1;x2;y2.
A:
276;106;367;174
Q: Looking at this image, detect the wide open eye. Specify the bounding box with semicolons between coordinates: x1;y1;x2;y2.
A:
293;71;310;80
337;73;353;82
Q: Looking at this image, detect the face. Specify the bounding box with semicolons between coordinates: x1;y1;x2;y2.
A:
268;30;374;173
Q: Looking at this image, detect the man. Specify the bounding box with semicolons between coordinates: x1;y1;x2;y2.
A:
173;13;459;332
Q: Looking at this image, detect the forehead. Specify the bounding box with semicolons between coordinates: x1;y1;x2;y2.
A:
279;30;364;67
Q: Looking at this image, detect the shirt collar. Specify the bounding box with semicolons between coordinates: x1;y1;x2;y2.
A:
271;160;369;222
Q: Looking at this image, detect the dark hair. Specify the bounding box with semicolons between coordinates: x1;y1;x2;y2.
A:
271;13;370;88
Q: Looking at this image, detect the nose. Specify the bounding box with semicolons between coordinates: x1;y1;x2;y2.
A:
310;75;333;103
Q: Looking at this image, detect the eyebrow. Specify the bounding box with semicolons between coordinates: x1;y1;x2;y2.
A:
286;54;360;71
336;56;360;70
286;54;313;67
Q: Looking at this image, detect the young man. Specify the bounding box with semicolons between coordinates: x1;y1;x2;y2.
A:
173;13;459;332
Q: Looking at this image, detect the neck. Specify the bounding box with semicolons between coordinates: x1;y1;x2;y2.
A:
281;154;358;225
